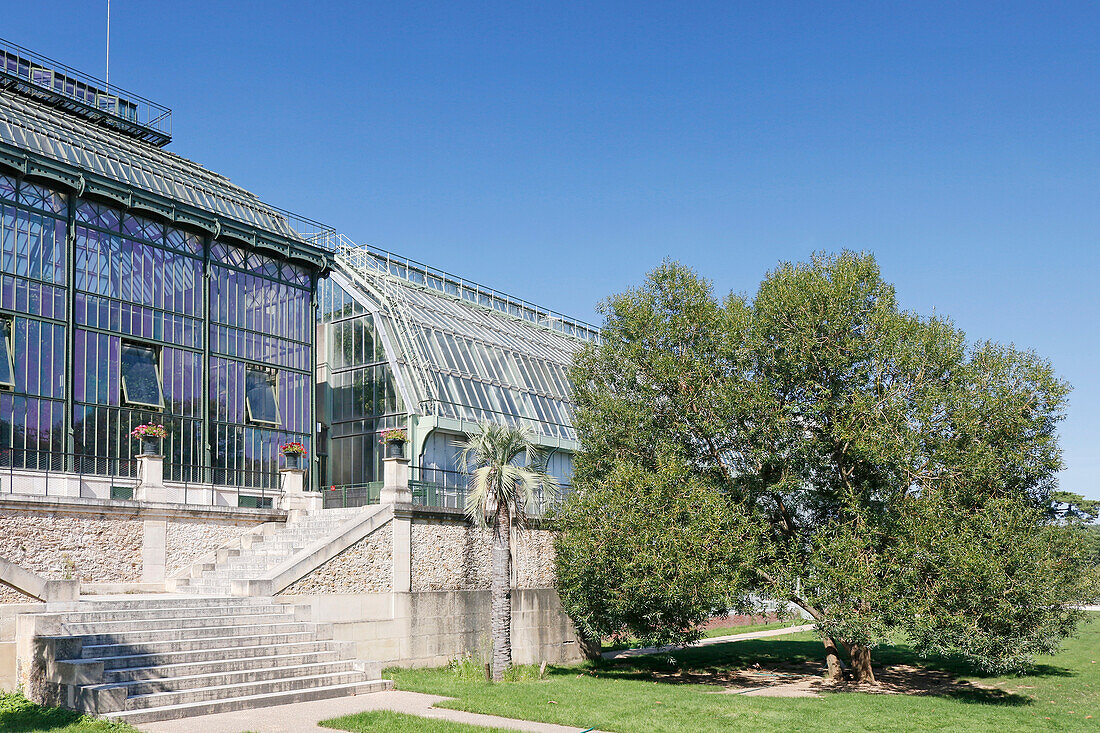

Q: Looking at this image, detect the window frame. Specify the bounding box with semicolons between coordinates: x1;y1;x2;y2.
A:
244;364;281;426
0;317;14;389
119;340;164;409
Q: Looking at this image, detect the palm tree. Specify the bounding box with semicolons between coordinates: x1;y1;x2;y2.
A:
458;422;556;681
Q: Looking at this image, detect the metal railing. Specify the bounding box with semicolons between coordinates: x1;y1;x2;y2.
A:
0;449;289;508
0;37;172;146
322;481;381;509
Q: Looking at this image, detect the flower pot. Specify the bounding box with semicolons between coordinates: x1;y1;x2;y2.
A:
385;438;406;459
284;453;303;470
140;438;161;457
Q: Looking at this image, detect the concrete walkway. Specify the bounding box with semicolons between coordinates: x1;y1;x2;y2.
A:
602;623;815;660
138;689;602;733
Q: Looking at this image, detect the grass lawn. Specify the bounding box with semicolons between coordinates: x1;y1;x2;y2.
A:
700;619;804;639
0;692;135;733
321;710;514;732
602;619;801;652
392;613;1100;733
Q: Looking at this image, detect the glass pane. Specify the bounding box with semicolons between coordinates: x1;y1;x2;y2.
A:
245;366;280;425
120;343;163;408
0;319;13;387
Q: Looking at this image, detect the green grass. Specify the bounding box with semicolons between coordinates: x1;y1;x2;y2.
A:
603;619;801;652
321;710;515;732
0;692;136;733
700;619;804;639
391;613;1100;733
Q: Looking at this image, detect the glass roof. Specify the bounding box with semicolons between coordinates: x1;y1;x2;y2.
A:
333;244;596;441
0;89;301;240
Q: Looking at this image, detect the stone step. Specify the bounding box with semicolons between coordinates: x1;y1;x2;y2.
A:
87;639;350;670
103;679;392;724
105;679;392;724
71;597;274;610
80;630;331;659
76;622;315;646
57;606;294;626
102;649;349;683
114;660;363;694
122;670;370;709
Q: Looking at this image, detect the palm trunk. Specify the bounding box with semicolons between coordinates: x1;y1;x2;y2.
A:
490;509;513;681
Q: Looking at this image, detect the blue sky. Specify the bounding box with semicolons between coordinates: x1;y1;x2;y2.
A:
7;2;1099;499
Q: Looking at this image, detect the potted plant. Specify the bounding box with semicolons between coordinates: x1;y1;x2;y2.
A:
280;442;307;470
379;428;407;459
131;423;168;456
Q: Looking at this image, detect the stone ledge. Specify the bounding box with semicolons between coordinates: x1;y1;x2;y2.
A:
0;493;287;524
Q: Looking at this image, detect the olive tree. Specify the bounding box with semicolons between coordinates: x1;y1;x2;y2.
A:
556;252;1096;680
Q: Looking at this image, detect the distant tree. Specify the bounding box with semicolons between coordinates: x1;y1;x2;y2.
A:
460;422;556;681
556;252;1098;681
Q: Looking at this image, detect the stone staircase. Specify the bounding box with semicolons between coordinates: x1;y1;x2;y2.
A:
34;596;390;724
171;506;370;595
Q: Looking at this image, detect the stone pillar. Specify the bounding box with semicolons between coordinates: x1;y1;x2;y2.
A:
277;467;321;520
134;454;165;503
134;454;167;583
380;456;411;504
382;457;413;593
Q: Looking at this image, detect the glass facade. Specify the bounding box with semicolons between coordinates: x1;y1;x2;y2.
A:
0;171;317;488
317;249;590;495
318;278;404;488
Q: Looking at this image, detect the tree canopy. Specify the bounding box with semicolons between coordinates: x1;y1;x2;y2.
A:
555;251;1098;680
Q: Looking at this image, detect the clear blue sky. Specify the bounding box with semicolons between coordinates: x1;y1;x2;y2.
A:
8;2;1099;499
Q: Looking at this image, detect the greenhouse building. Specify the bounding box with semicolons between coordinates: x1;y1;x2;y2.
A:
315;241;596;508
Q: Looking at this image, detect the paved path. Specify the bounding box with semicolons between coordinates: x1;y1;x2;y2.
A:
602;623;816;660
138;689;602;733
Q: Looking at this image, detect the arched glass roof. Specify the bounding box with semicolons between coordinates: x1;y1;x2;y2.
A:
333;243;597;442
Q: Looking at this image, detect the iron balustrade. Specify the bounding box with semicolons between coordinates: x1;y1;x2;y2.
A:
0;36;172;146
0;448;303;507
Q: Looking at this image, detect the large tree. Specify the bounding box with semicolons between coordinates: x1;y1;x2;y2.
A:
556;252;1097;681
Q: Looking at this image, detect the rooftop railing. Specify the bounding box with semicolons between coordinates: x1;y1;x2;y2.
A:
0;37;172;147
335;238;601;343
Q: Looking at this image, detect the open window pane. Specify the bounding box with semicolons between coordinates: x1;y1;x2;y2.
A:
245;366;280;425
0;319;13;388
120;342;162;408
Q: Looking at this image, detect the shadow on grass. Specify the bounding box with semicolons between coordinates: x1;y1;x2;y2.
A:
0;693;89;733
584;637;1052;707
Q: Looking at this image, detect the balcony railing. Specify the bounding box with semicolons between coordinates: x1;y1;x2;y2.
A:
0;37;172;147
0;448;294;507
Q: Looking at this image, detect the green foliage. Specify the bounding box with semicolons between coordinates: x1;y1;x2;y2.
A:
458;421;556;529
556;453;762;648
558;251;1097;676
0;692;136;732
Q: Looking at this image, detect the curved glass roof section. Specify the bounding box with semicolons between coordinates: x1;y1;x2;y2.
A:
334;241;598;442
0;89;305;241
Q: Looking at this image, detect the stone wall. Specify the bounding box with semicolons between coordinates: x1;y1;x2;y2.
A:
280;525;393;595
410;515;556;592
165;521;252;577
0;495;282;601
0;510;143;585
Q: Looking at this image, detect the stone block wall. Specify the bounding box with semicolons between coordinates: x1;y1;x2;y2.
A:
0;510;143;585
0;495;283;601
410;514;557;592
280;525;393;595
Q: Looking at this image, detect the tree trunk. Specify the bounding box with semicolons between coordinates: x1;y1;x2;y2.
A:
822;637;845;680
490;510;513;681
847;643;876;684
576;632;603;661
